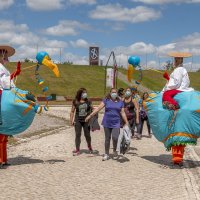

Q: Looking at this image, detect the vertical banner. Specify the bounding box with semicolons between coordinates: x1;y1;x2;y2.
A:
106;68;114;88
89;47;99;65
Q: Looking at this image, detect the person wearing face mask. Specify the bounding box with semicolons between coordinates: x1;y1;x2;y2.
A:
85;88;129;161
0;45;21;168
70;88;93;156
139;92;152;138
123;88;139;137
117;88;124;100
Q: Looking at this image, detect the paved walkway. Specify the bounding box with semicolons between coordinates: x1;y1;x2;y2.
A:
0;107;200;200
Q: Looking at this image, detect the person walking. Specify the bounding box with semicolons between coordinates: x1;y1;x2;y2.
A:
117;88;124;100
131;87;142;139
123;87;139;137
85;88;129;161
139;92;152;137
70;88;93;156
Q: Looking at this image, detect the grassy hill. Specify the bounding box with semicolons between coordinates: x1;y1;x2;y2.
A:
7;62;128;98
119;68;200;92
6;62;200;98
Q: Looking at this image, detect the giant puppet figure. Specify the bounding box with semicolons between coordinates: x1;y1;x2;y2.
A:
144;52;200;165
0;45;60;168
0;45;21;167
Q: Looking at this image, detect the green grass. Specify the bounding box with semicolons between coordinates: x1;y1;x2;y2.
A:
119;68;200;92
7;62;128;98
6;62;200;98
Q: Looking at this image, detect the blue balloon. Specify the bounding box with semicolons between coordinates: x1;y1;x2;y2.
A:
128;56;140;66
36;51;48;64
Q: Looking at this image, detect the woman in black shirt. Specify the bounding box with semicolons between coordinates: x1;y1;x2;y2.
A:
123;87;139;137
70;88;93;156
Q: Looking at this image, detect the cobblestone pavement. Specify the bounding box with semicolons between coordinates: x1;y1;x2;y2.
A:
0;107;200;200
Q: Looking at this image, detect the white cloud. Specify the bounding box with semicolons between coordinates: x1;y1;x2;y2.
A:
43;20;90;36
129;42;156;54
0;0;14;10
0;20;28;32
64;52;88;65
70;39;90;48
68;0;96;5
26;0;64;11
177;32;200;47
132;0;200;4
0;20;68;61
156;43;176;57
105;42;156;56
89;4;161;23
146;60;159;69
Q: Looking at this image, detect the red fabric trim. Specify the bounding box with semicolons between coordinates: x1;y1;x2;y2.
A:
162;89;182;106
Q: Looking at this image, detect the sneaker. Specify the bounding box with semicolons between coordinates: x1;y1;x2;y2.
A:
73;150;80;156
136;133;142;140
3;162;11;166
113;152;118;160
88;146;93;153
102;154;109;161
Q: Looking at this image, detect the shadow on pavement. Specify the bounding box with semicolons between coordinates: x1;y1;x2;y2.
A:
116;155;130;163
45;159;66;164
141;154;200;169
80;149;100;157
129;147;138;151
8;156;65;166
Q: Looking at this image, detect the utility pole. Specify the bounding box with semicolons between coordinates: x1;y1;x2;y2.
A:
59;47;62;64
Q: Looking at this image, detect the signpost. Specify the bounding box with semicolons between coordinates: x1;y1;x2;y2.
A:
89;47;99;66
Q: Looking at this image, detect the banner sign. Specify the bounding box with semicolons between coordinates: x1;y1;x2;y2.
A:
106;68;114;88
89;47;99;65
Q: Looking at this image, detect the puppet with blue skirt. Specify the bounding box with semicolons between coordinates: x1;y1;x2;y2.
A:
144;52;200;165
0;45;60;168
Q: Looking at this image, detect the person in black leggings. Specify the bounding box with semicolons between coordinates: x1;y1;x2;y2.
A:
70;88;93;156
139;92;152;137
123;87;139;137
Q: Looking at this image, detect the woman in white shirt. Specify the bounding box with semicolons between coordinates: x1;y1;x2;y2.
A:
162;52;193;110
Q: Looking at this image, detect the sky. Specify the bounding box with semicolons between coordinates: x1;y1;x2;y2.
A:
1;0;200;70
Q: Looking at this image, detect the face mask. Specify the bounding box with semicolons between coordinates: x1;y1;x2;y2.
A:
125;91;131;97
111;92;117;99
81;93;87;99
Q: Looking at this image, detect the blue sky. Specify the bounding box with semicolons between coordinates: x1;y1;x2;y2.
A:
1;0;200;70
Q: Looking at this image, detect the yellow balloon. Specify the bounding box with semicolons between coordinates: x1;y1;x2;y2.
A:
42;55;60;77
127;64;134;82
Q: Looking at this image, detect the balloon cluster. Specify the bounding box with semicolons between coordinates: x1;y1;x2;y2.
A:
127;56;142;85
34;51;56;113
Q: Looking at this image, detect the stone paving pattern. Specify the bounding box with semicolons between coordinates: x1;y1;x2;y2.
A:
0;107;200;200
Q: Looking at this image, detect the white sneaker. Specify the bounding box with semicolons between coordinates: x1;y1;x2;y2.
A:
102;154;109;161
